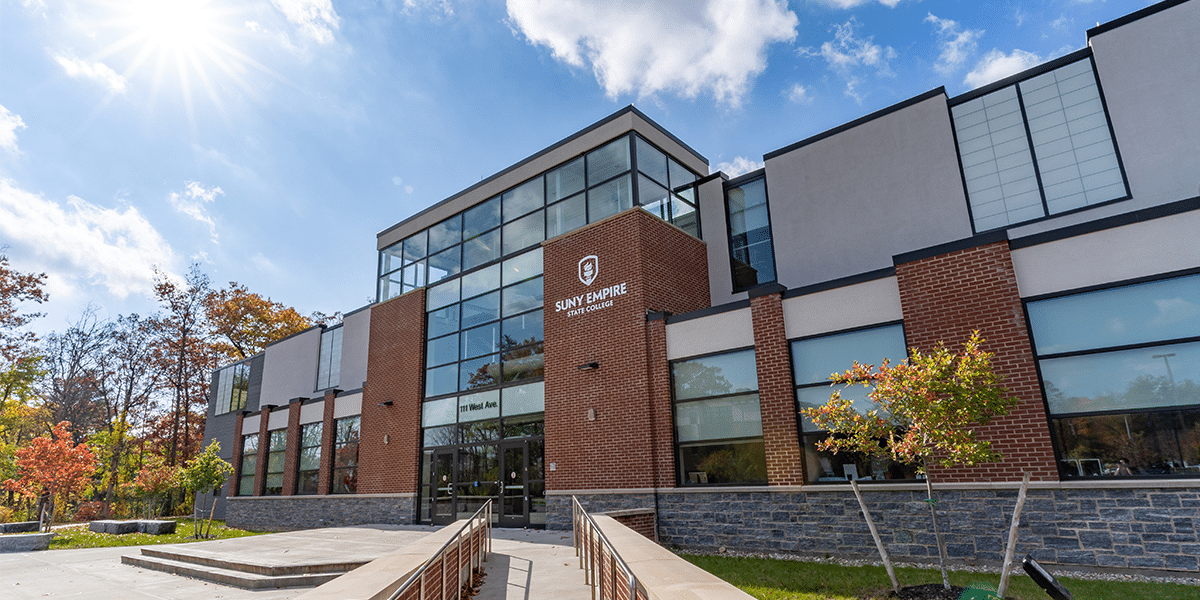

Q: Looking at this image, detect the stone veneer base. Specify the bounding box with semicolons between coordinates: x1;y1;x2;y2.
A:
226;495;415;531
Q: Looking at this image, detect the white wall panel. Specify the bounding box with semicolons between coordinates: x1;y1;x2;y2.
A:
782;277;903;339
666;307;754;359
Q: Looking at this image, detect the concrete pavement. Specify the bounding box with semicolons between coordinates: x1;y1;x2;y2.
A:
0;524;590;600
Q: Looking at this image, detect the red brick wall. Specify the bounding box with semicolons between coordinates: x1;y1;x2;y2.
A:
359;291;426;494
255;408;270;495
544;209;709;491
317;391;337;495
895;240;1057;481
282;400;302;495
750;290;805;486
228;412;245;498
612;512;657;541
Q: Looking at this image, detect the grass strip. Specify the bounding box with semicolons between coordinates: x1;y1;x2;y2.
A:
47;518;266;550
681;553;1200;600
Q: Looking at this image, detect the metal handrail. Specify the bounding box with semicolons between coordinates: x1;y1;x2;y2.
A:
389;500;492;600
572;496;644;600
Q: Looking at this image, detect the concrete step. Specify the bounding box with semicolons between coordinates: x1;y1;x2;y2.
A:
121;553;349;589
137;546;369;576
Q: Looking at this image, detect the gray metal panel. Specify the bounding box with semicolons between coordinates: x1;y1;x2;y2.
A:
698;176;745;306
764;93;973;286
339;307;371;391
260;327;322;406
246;354;264;412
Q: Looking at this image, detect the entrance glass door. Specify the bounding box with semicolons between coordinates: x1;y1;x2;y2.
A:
431;450;455;525
500;442;527;526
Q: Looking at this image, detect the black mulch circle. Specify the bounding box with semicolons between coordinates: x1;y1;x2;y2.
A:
889;584;968;599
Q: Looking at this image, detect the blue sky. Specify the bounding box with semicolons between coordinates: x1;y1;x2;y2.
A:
0;0;1154;336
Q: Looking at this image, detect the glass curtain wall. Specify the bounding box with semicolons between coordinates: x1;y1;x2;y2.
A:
237;434;257;496
791;324;917;483
316;326;342;391
264;429;286;495
296;422;322;494
331;416;360;493
671;349;767;485
725;176;776;291
950;54;1127;232
214;362;250;414
1027;273;1200;478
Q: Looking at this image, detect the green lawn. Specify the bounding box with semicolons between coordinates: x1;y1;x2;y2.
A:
681;554;1200;600
48;518;266;550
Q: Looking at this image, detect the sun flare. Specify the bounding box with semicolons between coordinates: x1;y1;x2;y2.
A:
130;0;218;53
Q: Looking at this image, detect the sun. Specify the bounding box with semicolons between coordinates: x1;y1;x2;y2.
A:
89;0;277;128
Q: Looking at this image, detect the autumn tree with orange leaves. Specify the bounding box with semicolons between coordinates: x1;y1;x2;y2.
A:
3;421;96;530
205;282;312;362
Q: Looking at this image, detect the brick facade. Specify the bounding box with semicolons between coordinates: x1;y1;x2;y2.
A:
894;240;1058;482
317;391;337;495
544;208;709;493
749;288;805;486
282;399;302;495
228;412;245;498
255;406;270;495
358;288;426;494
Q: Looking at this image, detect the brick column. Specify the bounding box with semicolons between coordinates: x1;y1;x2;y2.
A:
749;285;805;486
645;313;675;488
281;398;303;495
359;288;426;495
228;411;246;498
894;239;1057;481
317;391;337;495
254;407;271;496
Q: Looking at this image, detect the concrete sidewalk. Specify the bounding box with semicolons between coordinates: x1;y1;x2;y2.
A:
0;524;589;600
476;528;590;600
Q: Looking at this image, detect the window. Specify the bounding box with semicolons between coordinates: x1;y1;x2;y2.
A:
214;362;250;414
264;429;286;495
331;416;360;494
671;349;766;485
237;434;257;496
377;133;700;304
316;326;342;391
725;177;776;291
1027;273;1200;478
791;324;917;483
951;55;1127;232
296;422;322;495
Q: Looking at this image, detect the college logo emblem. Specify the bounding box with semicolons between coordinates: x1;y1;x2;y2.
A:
578;255;598;286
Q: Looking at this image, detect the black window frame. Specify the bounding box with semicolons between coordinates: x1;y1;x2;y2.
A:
723;171;778;293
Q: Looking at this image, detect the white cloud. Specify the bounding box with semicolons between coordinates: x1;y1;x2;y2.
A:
270;0;340;44
964;49;1043;89
785;83;812;104
245;20;264;33
402;0;454;16
714;157;764;177
251;252;277;272
392;177;403;186
54;55;126;94
0;105;26;155
505;0;797;107
169;181;224;243
801;19;896;102
816;0;903;7
925;14;983;76
404;185;414;194
0;179;177;299
1051;15;1072;32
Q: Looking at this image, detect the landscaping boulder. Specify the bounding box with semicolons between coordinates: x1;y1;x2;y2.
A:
89;520;140;535
0;532;54;552
0;521;39;534
137;520;177;535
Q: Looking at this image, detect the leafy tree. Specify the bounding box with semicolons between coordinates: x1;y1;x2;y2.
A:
95;314;159;516
130;456;180;519
2;421;97;531
41;309;110;440
178;440;233;538
152;265;216;467
0;252;47;363
204;283;312;362
802;331;1018;591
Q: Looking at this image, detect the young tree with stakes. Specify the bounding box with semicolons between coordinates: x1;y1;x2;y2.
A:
179;440;233;538
802;331;1018;592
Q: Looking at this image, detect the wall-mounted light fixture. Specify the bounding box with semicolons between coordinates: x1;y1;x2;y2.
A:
577;362;600;371
378;400;394;407
587;408;597;421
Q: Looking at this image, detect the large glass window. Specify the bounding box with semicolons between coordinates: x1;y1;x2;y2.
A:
951;56;1127;232
1028;273;1200;478
331;416;360;494
316;326;342;391
214;362;250;415
296;422;322;495
791;324;917;483
725;177;776;291
264;429;286;496
237;434;257;496
671;349;766;485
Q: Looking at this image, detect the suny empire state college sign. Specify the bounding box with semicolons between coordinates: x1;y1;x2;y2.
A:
553;254;628;317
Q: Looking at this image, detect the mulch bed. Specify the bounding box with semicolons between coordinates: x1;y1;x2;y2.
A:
889;584;997;599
